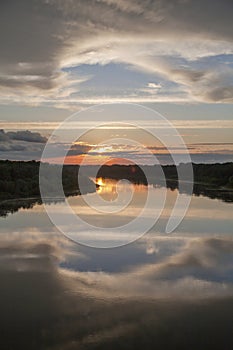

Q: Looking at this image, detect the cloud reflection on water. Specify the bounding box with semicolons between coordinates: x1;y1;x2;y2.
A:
0;183;233;349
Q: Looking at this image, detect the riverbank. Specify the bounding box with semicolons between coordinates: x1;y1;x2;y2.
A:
0;160;96;200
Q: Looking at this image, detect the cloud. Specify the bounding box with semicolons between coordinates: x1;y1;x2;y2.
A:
0;129;48;159
0;130;9;142
0;0;232;107
0;144;26;152
0;129;47;143
7;130;48;143
0;223;233;348
0;129;93;161
67;238;233;300
67;143;92;156
1;126;233;162
204;86;233;103
147;83;162;89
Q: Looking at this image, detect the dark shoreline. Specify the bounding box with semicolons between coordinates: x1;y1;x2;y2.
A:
0;160;233;217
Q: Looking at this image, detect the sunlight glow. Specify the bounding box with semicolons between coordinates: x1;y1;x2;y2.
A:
96;177;105;186
93;146;113;154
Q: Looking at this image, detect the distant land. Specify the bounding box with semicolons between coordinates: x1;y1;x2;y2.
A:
93;163;233;188
0;160;96;200
0;160;233;217
93;163;233;203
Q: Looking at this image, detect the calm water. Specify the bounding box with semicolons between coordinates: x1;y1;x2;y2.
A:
0;179;233;349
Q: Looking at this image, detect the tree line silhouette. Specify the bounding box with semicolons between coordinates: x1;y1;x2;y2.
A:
0;160;232;201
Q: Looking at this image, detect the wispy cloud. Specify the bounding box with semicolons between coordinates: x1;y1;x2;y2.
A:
1;124;233;163
0;0;232;108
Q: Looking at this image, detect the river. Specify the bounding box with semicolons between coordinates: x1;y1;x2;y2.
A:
0;179;233;349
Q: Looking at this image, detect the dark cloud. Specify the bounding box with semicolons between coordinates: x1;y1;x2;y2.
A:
0;144;26;152
0;129;9;142
204;86;233;103
0;0;65;89
0;0;232;104
7;130;47;143
0;129;47;159
142;238;233;283
192;142;233;146
45;0;233;40
0;129;93;160
0;234;233;349
0;129;47;143
67;143;92;156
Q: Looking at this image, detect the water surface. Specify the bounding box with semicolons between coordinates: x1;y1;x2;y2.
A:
0;179;233;349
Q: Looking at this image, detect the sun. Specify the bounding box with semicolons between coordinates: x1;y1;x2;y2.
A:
96;177;105;186
96;147;106;153
94;145;113;154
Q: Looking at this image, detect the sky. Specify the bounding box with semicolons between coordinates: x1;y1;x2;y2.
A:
0;0;233;164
